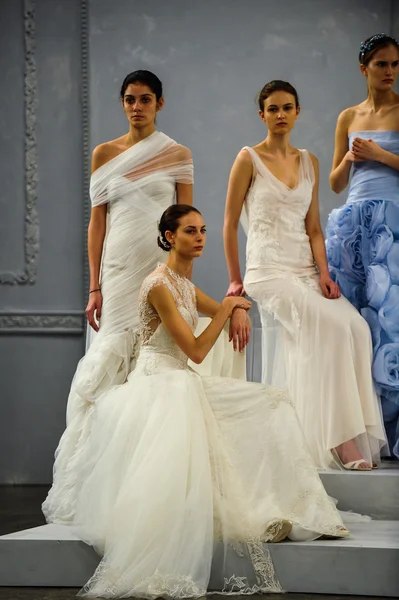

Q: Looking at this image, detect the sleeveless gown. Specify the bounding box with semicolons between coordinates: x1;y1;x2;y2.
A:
71;263;348;599
240;146;386;469
326;130;399;458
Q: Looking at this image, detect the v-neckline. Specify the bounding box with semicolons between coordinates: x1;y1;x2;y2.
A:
250;147;303;191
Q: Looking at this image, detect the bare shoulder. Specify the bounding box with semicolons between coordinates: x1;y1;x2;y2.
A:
147;279;175;306
234;147;254;168
307;151;319;168
336;106;356;129
175;144;193;161
91;136;127;173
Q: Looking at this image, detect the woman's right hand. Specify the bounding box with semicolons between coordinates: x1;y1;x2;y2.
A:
85;290;103;332
226;280;245;297
222;296;252;317
344;149;363;163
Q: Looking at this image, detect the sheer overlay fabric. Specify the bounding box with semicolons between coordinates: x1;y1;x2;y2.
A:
72;264;347;599
240;146;386;469
43;132;193;524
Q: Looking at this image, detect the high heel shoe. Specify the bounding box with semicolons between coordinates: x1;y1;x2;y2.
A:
331;449;372;471
264;519;293;543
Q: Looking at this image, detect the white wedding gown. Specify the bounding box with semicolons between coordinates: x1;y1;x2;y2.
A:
43;132;193;524
43;131;245;527
72;264;348;599
241;146;387;469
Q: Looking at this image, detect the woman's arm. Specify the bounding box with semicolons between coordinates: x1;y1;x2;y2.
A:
223;150;253;296
195;286;251;352
176;145;193;206
149;285;251;364
85;145;110;331
329;109;356;194
195;286;221;317
176;183;193;205
306;154;340;300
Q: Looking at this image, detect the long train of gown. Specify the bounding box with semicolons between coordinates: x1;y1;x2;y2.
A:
326;130;399;458
240;146;386;469
42;132;194;524
72;264;348;599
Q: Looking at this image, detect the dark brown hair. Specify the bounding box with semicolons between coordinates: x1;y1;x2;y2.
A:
257;80;300;111
359;34;399;66
157;205;202;252
120;70;163;100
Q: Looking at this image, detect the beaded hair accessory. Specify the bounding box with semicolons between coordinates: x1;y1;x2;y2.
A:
359;33;399;64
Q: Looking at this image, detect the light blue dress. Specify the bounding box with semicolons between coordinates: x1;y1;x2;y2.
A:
326;130;399;458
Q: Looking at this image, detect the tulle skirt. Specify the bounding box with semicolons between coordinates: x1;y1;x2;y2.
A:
71;355;347;598
326;199;399;458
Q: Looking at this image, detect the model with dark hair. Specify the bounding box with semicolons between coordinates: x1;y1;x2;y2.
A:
72;204;348;599
326;34;399;459
223;80;386;471
43;70;194;523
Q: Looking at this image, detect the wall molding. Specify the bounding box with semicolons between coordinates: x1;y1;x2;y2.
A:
0;0;89;336
0;0;39;285
0;311;85;335
81;0;90;302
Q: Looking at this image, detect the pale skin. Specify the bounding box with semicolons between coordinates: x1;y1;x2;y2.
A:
330;44;399;194
85;82;193;331
223;89;376;469
148;212;252;363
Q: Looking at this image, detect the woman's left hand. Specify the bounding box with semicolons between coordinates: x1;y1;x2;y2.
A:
319;273;341;299
352;137;383;162
229;309;252;352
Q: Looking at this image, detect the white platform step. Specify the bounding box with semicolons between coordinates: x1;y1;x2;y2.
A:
319;464;399;520
0;522;398;597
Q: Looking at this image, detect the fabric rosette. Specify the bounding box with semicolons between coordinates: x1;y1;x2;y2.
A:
378;285;399;341
327;202;361;238
373;342;399;402
340;225;366;283
366;264;390;310
325;235;341;268
387;241;399;284
360;200;386;236
336;276;365;310
361;307;381;352
370;224;394;263
385;202;399;238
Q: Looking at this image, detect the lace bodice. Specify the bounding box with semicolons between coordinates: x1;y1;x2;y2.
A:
242;147;317;280
136;264;198;372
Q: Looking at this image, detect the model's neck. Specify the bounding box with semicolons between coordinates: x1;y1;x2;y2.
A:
166;253;193;278
366;88;396;112
126;125;156;146
264;133;292;156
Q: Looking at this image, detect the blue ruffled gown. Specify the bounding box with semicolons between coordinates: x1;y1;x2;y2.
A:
326;130;399;458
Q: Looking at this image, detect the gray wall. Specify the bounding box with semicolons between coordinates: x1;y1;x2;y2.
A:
89;0;395;296
0;0;86;483
0;0;397;482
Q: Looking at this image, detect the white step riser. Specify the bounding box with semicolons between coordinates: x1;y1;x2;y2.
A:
0;522;398;597
320;470;399;520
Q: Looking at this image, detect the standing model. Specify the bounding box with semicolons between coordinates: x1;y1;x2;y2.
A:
43;70;193;523
326;34;399;458
224;79;386;470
